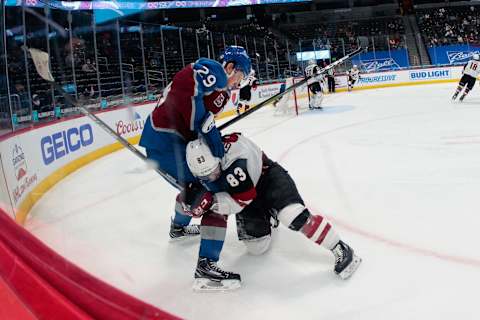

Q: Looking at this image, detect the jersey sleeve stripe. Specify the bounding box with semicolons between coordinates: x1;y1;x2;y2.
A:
232;188;257;203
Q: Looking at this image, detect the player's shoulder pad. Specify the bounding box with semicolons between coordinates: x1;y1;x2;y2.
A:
193;58;228;92
222;158;254;193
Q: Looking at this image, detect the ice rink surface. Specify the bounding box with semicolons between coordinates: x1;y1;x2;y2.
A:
26;83;480;319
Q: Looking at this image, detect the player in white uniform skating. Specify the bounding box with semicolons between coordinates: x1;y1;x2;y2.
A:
347;65;360;91
305;60;325;110
179;134;362;291
452;54;480;102
237;70;258;114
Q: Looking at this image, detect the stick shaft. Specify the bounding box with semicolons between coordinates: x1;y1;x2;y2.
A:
52;82;182;189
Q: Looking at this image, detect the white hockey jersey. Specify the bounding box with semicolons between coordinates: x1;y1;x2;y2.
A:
239;71;257;89
463;59;480;78
305;64;320;77
348;68;360;80
205;133;264;216
305;64;324;86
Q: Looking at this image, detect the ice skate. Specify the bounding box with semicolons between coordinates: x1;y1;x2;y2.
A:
331;240;362;280
169;220;200;241
193;257;241;292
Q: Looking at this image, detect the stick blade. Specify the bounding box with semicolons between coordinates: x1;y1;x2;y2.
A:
28;48;55;82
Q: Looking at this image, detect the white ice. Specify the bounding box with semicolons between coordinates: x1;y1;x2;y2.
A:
26;83;480;320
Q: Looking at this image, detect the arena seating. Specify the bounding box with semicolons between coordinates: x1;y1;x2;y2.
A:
417;5;480;47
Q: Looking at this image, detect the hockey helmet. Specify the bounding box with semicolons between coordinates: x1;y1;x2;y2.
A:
220;46;252;78
353;64;358;69
473;53;480;61
186;138;221;181
308;59;317;65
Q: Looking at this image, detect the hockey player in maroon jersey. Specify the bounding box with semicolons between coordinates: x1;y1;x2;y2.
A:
139;46;251;241
179;134;362;291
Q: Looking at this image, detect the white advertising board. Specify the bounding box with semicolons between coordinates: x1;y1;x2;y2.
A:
0;103;156;219
0;153;13;218
335;66;463;89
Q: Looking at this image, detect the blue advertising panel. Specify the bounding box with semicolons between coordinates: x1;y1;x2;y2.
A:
428;44;480;65
351;49;410;72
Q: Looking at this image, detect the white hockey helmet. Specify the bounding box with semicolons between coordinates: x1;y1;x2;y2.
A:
473;53;480;61
186;138;221;181
308;59;317;65
353;64;358;69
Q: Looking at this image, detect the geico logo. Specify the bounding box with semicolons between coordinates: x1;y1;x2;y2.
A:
41;124;94;165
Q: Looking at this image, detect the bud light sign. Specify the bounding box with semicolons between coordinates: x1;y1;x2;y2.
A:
41;124;94;165
409;69;451;81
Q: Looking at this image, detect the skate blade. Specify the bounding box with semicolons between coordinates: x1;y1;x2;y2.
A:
193;278;241;292
169;234;200;243
338;255;362;280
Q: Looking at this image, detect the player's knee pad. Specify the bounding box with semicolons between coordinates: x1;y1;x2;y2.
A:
242;235;272;255
278;203;309;231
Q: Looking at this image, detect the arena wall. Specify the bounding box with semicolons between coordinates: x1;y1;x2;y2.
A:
218;65;464;118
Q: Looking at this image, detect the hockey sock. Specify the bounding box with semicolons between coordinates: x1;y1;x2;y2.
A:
199;213;227;261
279;204;340;250
460;88;471;100
298;213;340;250
173;197;193;226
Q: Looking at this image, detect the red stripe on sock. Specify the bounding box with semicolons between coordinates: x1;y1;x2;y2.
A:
201;212;227;228
315;223;331;245
302;215;323;239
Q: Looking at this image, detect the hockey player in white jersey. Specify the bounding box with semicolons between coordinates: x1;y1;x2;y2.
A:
237;70;258;114
452;54;480;102
347;65;360;91
180;134;362;291
305;60;324;110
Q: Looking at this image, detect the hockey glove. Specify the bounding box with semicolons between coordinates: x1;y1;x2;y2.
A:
177;182;214;218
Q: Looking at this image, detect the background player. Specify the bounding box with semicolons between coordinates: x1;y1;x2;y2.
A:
305;60;325;110
236;70;258;114
347;64;360;91
452;53;480;102
180;134;362;291
139;46;251;240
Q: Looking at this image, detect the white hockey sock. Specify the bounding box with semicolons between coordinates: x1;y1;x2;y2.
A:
278;204;340;250
300;214;340;250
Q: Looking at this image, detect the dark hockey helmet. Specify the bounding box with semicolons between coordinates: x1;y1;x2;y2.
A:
220;46;252;78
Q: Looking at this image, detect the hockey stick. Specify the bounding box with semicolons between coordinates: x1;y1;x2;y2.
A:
26;47;182;189
218;47;364;131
